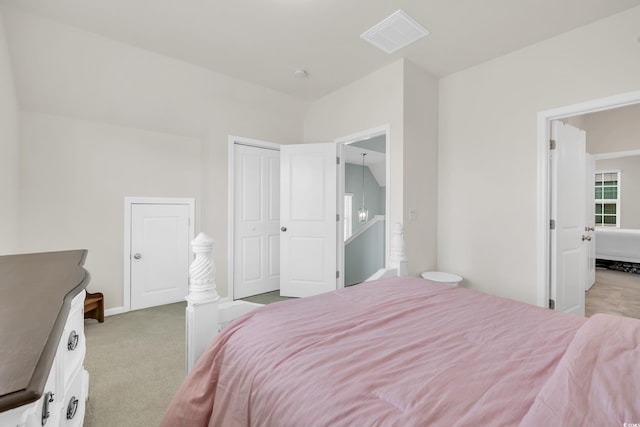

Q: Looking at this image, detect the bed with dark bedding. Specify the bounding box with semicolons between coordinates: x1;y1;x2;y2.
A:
162;277;640;426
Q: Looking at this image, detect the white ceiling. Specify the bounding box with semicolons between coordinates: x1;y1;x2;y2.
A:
2;0;639;101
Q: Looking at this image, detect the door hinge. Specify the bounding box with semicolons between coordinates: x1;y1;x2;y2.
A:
549;139;556;150
336;156;340;165
548;299;555;310
336;213;340;222
549;219;556;230
336;270;340;279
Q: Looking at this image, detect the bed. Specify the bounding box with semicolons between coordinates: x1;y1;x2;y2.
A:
595;228;640;264
166;226;640;426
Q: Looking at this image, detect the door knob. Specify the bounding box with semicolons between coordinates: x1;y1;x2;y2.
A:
133;253;142;259
280;227;287;232
585;226;595;232
581;235;592;241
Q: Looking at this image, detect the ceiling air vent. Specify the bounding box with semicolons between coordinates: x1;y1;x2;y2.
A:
360;10;429;54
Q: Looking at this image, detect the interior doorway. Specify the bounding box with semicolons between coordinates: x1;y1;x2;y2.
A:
537;90;640;315
335;125;390;288
232;142;280;299
340;135;387;286
228;136;281;301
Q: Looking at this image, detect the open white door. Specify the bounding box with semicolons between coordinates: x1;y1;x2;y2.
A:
585;153;596;290
550;120;586;316
280;143;337;297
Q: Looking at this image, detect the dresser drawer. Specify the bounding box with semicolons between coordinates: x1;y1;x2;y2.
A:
24;354;61;427
0;358;60;427
58;365;85;427
59;291;86;388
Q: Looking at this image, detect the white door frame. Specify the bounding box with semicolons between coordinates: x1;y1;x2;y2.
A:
228;136;281;300
592;149;640;160
585;153;596;291
123;197;195;313
335;124;390;288
536;90;640;309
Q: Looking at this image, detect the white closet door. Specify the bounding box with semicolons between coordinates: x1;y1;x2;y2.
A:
234;144;280;299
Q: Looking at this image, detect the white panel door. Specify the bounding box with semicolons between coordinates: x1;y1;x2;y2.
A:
551;120;586;316
585;153;596;290
280;143;337;297
131;203;191;310
234;144;280;299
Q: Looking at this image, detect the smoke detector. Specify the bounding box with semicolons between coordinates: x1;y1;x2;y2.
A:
293;68;308;78
360;10;430;54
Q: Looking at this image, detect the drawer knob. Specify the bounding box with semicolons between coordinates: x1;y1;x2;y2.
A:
67;330;79;351
66;396;79;420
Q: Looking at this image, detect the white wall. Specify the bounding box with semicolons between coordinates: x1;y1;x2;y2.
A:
2;6;211;138
0;9;19;254
3;6;306;309
438;6;640;304
581;104;640;154
403;60;439;276
304;59;440;275
18;113;202;308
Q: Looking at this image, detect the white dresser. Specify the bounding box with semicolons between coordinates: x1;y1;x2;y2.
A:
0;250;90;427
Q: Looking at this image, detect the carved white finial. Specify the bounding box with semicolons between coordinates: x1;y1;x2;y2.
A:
388;222;408;276
187;232;220;303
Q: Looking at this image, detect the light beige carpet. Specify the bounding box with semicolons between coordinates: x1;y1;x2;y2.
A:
83;292;291;426
83;302;186;427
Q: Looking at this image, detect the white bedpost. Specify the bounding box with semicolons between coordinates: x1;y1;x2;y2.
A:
364;222;408;281
388;222;408;276
185;232;220;373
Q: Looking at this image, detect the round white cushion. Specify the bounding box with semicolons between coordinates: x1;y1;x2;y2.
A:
421;271;462;285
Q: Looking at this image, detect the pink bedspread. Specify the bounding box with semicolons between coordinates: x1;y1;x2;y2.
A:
521;313;640;426
162;277;588;426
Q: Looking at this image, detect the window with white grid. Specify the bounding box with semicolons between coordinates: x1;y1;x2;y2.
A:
595;170;620;228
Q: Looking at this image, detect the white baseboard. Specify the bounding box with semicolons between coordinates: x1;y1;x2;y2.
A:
104;306;125;317
105;297;214;317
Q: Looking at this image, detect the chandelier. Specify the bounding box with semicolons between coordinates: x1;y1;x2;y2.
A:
358;153;369;223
